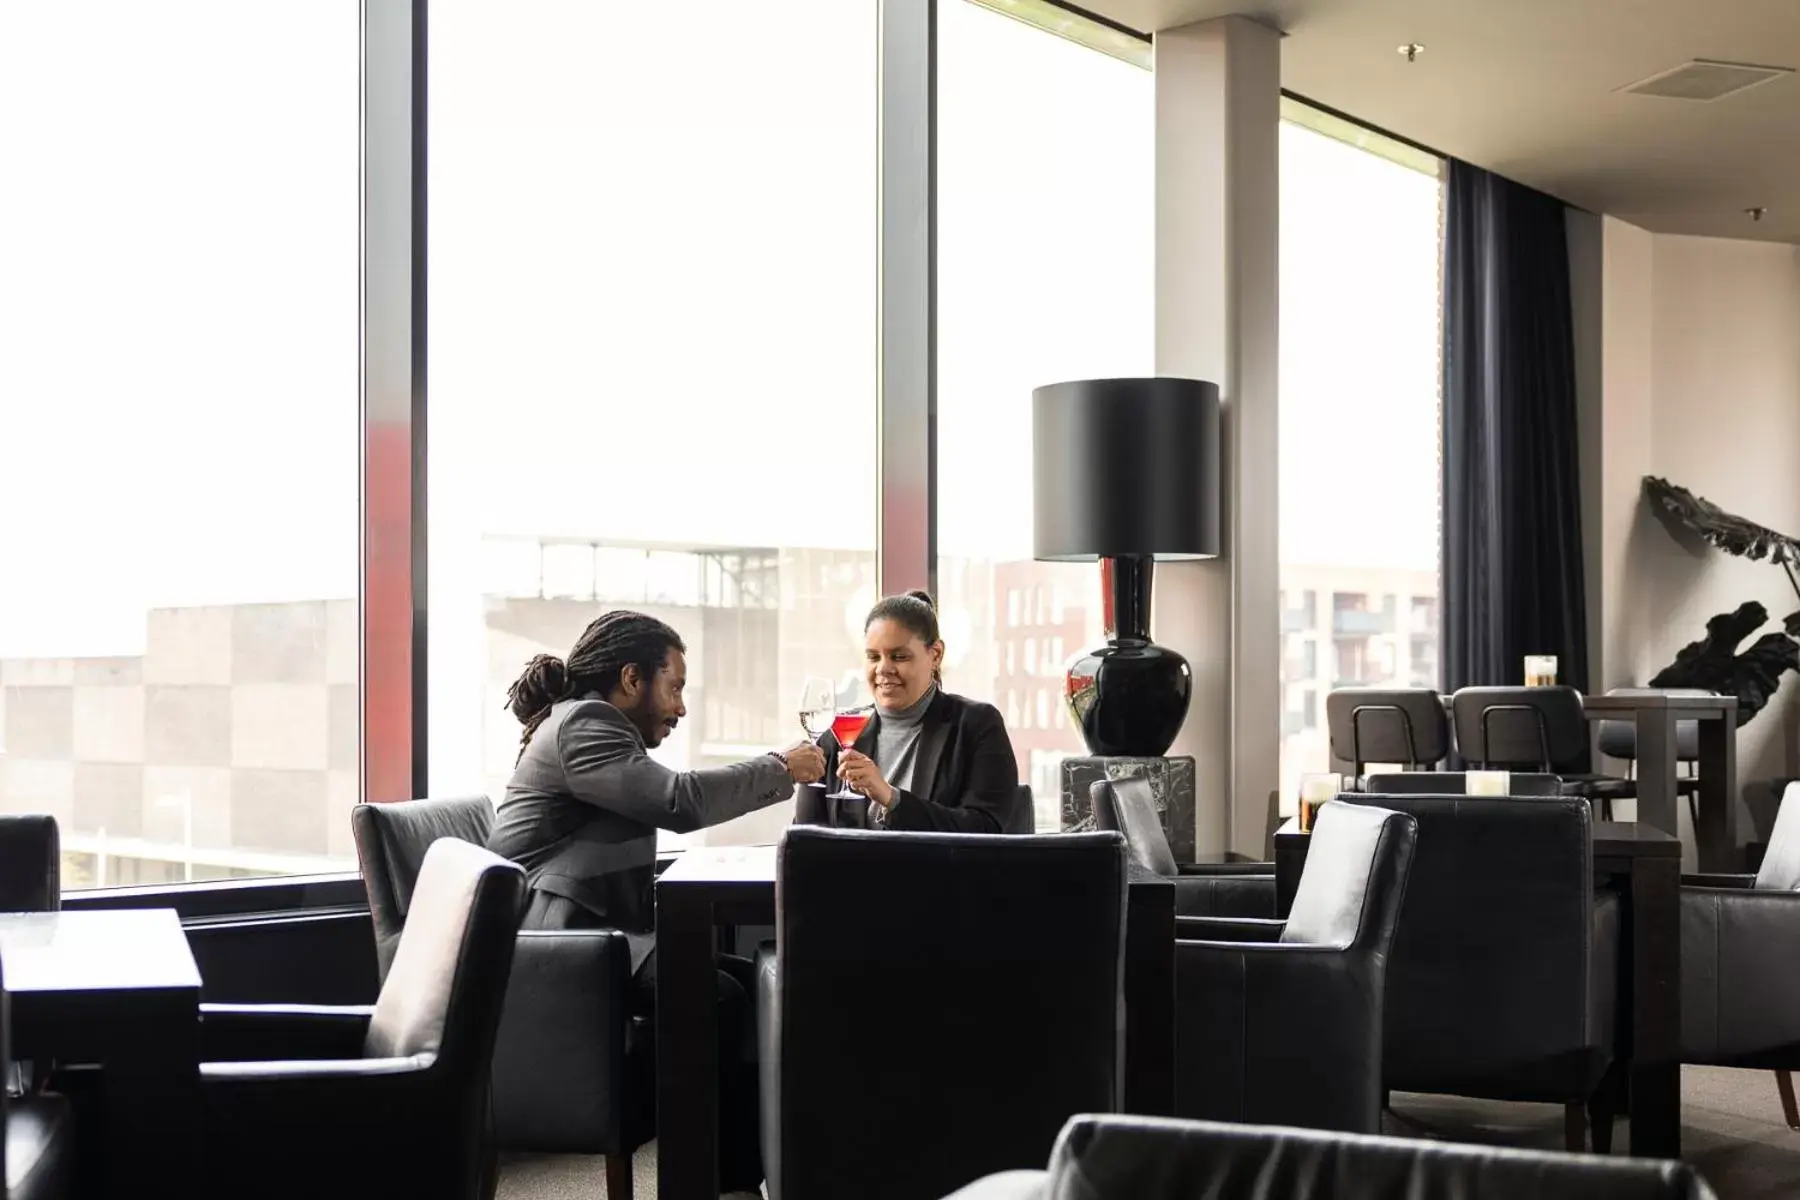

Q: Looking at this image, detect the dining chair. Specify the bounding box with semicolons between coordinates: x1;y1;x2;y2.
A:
1450;686;1635;820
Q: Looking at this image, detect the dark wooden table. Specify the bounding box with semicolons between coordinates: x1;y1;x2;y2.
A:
1583;691;1738;871
0;908;203;1198
1274;818;1683;1159
654;845;1174;1200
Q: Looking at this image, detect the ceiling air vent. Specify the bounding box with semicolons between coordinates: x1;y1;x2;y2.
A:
1620;59;1793;101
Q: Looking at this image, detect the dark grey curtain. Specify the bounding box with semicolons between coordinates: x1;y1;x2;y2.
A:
1440;159;1588;694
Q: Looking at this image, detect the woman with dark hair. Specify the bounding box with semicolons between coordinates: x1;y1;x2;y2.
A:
487;609;823;1200
807;589;1023;833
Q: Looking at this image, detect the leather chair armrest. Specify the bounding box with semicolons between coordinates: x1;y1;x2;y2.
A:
1174;940;1382;1132
1174;862;1274;876
1682;887;1800;1064
1170;875;1278;919
201;1054;427;1082
938;1170;1048;1200
1682;873;1757;889
198;1004;375;1063
1174;916;1285;943
491;927;635;1153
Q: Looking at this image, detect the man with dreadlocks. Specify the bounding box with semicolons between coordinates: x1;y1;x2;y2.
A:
489;609;822;1199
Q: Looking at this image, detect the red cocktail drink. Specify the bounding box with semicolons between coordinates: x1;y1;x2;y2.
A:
827;710;874;800
830;711;871;749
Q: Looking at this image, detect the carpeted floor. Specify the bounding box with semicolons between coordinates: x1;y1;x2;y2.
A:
496;1065;1800;1199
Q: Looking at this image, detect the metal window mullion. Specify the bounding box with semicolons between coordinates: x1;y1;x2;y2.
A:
360;0;427;804
878;0;935;598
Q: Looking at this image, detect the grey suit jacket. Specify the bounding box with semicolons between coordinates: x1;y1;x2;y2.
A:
488;694;793;968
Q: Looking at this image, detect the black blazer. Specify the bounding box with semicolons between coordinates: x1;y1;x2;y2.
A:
798;689;1019;834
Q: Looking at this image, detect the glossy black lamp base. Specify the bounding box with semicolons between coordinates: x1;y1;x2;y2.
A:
1064;557;1193;758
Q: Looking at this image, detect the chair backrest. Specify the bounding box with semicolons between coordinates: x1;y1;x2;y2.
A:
0;815;60;912
353;797;497;979
1004;784;1036;834
1339;793;1604;1095
1326;688;1449;772
363;837;525;1076
1024;1114;1717;1200
1282;801;1416;950
770;827;1127;1200
1090;777;1176;878
1451;686;1589;770
1755;782;1800;890
1362;771;1562;797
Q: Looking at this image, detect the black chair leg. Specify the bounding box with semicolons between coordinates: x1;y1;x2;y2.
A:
607;1152;634;1199
1587;1074;1619;1154
1564;1101;1587;1152
1778;1070;1800;1131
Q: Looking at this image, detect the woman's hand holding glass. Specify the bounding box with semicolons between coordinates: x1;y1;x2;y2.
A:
836;750;893;809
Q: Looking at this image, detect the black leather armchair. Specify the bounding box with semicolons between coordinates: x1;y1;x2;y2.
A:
2;962;73;1200
198;838;524;1199
1092;778;1276;917
1327;686;1450;777
1682;781;1800;1127
939;1113;1718;1200
1342;793;1620;1152
1363;771;1563;796
0;816;59;912
759;827;1127;1200
352;798;645;1196
1451;686;1634;819
0;815;60;1099
1172;801;1416;1133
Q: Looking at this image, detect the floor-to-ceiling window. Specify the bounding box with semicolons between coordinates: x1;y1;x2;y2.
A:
935;0;1154;830
425;2;879;847
0;1;1449;893
0;1;361;887
1277;107;1444;797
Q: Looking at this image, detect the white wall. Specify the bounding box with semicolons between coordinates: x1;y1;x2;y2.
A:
1586;224;1800;844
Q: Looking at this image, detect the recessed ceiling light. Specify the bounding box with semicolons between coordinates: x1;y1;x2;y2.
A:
1397;43;1425;63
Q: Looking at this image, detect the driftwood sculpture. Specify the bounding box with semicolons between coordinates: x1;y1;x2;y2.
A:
1643;477;1800;725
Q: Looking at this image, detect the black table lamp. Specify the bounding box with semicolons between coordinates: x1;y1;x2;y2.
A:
1033;377;1221;757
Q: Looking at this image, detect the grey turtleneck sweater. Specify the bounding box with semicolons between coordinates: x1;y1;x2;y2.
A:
871;685;936;825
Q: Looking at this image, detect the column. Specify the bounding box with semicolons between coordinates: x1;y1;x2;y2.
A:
1152;17;1281;857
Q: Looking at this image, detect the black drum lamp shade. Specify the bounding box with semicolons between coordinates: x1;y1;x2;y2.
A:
1032;377;1221;563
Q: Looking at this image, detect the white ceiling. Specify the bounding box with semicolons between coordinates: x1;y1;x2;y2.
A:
1076;0;1800;244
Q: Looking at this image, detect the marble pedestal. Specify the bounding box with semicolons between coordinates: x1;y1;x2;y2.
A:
1060;755;1198;863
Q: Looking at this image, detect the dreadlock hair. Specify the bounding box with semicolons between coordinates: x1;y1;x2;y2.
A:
864;589;944;685
506;610;686;759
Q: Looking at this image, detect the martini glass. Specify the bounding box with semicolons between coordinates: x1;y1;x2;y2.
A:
826;707;875;800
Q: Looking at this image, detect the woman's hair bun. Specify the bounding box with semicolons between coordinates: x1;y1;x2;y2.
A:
904;588;936;611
